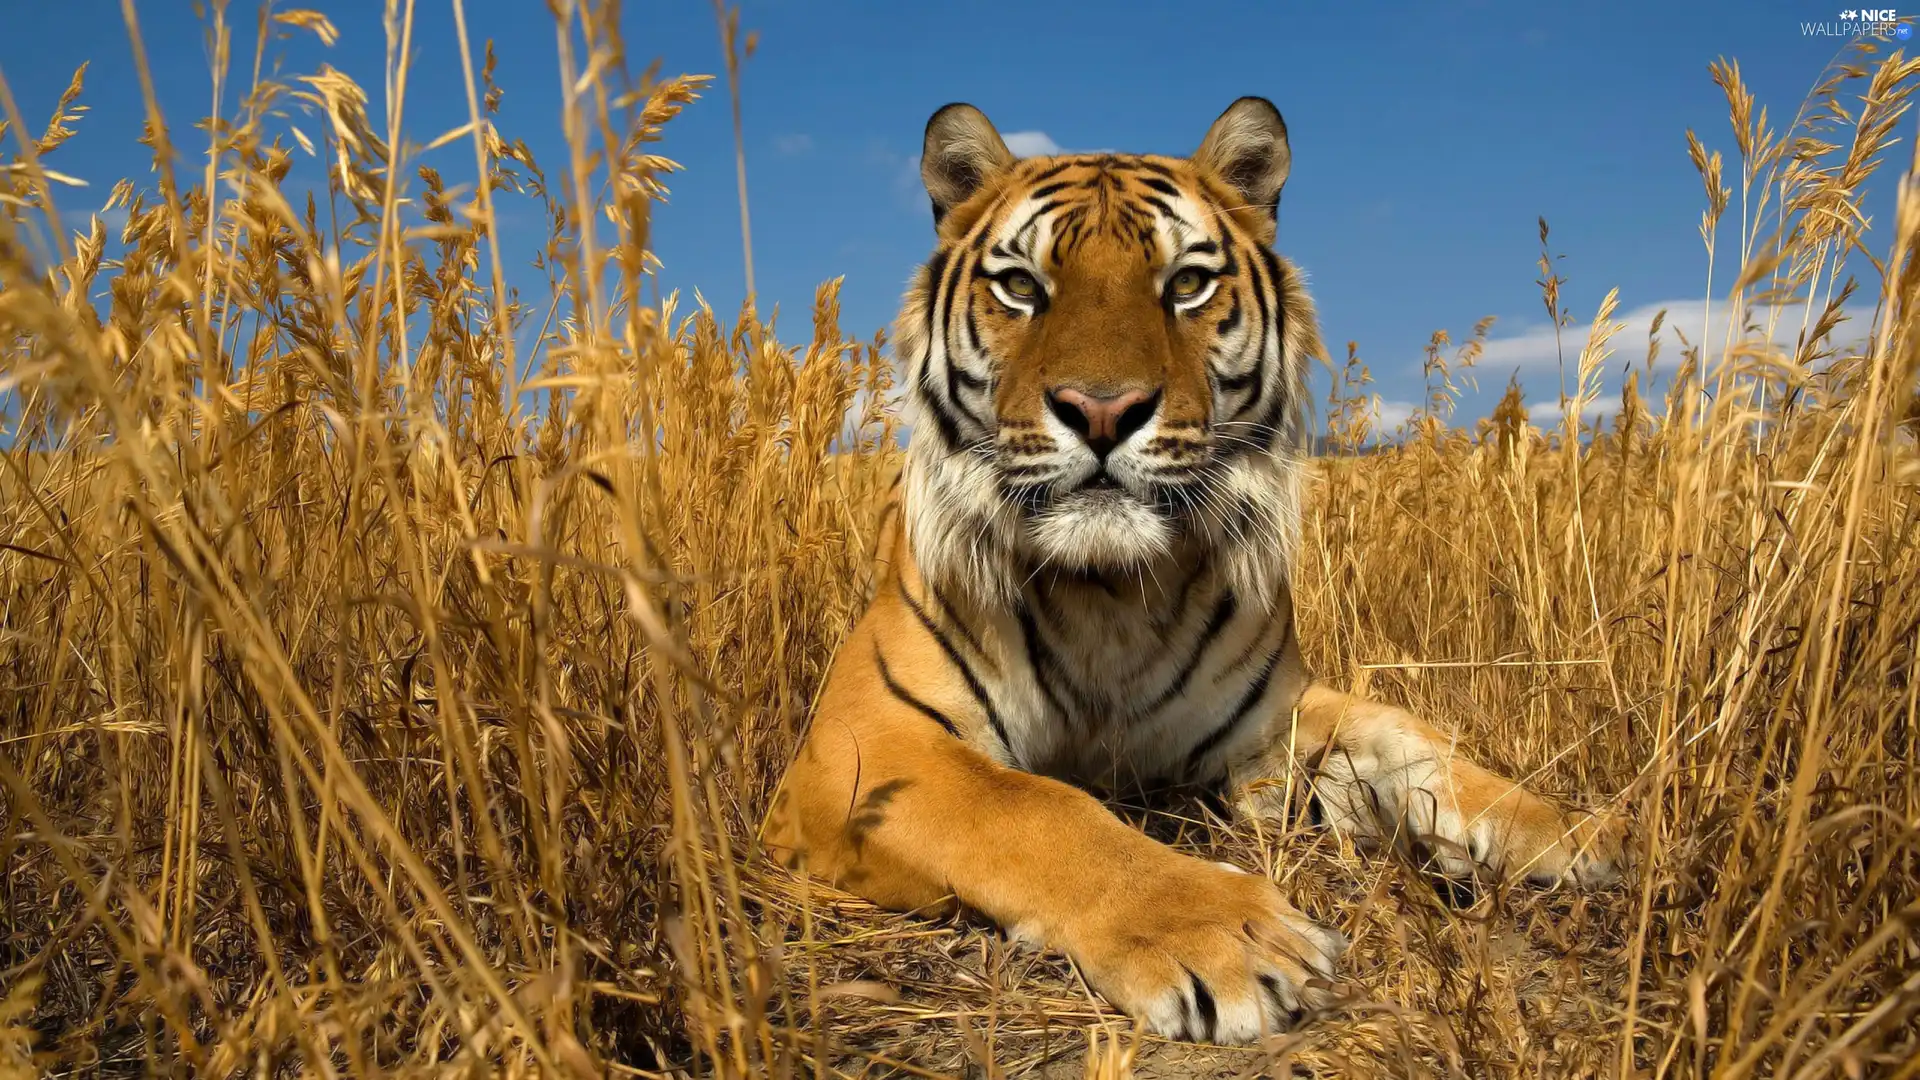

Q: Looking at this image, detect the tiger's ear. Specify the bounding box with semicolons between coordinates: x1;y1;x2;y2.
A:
922;103;1016;226
1194;97;1291;219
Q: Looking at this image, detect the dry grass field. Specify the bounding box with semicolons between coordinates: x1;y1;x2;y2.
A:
3;7;1918;1078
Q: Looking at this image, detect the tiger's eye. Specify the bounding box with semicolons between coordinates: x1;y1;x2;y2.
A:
1169;269;1207;298
1003;271;1039;299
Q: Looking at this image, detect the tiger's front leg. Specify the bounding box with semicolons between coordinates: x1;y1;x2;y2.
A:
1233;684;1627;889
764;614;1345;1045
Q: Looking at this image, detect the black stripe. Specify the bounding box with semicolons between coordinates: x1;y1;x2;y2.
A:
959;293;988;374
1031;583;1103;714
917;363;964;448
900;579;1011;750
1261;973;1304;1027
1248;392;1287;453
1240;254;1291;452
1137;193;1175;217
954;289;990;394
1027;198;1066;221
1011;209;1046;259
1145;589;1237;715
1016;601;1073;724
921;250;949;327
1184;623;1290;773
940;240;969;312
914;252;949;436
1258;250;1294;448
1218;242;1241;277
1234;248;1276;423
1154;554;1211;635
1233;498;1270;549
945;368;991;433
1216;297;1243;337
930;582;987;659
1029;180;1073;199
950;363;987;391
1009;200;1059;245
1050;211;1087;266
1029;160;1075;184
1222;587;1286;674
934;242;996;433
1138;176;1180;197
1258;249;1289;347
1187;969;1218;1042
1214;367;1258;394
1257;246;1287;290
874;643;960;738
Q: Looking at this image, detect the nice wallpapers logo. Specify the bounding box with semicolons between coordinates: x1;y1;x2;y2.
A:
1803;8;1913;37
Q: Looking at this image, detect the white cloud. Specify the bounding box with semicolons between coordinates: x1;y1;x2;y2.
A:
773;133;814;156
1527;391;1624;422
1371;397;1419;431
885;129;1097;217
62;207;130;233
1477;296;1875;377
891;128;1071;189
1001;130;1063;158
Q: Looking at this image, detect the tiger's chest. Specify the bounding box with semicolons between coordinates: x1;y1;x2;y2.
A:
962;564;1301;791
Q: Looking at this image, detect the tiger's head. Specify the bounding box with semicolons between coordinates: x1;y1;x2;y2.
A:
896;98;1325;608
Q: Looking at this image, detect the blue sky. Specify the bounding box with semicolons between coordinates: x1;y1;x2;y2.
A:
2;1;1900;434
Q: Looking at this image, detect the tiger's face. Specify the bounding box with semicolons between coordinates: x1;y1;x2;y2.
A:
898;98;1324;605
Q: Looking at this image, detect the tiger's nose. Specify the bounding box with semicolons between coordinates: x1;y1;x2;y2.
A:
1045;386;1163;458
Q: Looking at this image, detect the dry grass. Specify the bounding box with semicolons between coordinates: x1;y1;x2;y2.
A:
3;6;1919;1078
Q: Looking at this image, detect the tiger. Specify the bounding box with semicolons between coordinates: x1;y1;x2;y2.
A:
763;97;1627;1045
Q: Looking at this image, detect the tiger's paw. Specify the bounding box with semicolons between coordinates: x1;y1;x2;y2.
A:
1233;761;1629;896
1508;803;1629;889
1408;792;1630;894
1071;856;1345;1044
